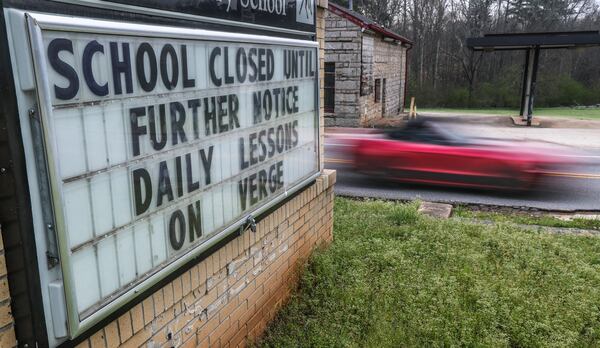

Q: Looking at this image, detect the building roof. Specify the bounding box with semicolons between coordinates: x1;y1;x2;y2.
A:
328;2;413;45
467;31;600;51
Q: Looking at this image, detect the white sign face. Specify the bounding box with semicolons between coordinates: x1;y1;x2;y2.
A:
27;14;319;328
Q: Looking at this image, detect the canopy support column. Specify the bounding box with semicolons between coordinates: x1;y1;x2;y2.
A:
519;46;540;126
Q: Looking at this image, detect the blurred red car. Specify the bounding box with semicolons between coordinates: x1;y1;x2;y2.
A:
352;119;574;191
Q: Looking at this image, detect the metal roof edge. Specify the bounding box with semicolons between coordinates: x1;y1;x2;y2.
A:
328;2;413;45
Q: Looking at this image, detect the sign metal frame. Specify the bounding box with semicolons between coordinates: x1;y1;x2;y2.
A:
25;11;321;338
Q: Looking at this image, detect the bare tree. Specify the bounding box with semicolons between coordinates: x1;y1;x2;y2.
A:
330;0;600;107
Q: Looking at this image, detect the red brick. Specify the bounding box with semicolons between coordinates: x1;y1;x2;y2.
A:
208;316;231;346
0;304;12;328
181;271;192;296
0;326;16;348
237;279;256;302
219;294;240;323
220;317;240;345
190;265;201;290
89;329;106;348
142;296;154;326
0;277;9;302
228;323;248;348
163;283;174;310
150;307;175;338
173;275;183;303
230;299;252;327
0;256;6;277
121;327;152;348
74;340;89;348
130;303;144;333
117;312;133;342
104;321;120;348
197;314;220;341
153;290;164;316
180;333;198;348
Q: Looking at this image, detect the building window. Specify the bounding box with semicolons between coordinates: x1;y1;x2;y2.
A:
324;62;335;113
374;78;381;103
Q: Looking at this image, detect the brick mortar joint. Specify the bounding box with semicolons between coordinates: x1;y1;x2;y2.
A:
0;321;14;333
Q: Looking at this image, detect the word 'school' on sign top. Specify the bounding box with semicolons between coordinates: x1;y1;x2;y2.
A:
30;18;319;326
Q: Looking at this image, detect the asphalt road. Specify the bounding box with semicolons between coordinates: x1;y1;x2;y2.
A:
325;133;600;212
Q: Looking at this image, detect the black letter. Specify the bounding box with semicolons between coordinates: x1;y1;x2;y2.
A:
276;125;285;153
48;38;79;100
130;106;147;157
263;89;272;121
133;168;152;216
236;48;247;83
170;102;187;145
249;132;258;165
238;178;248;211
266;49;275;80
110;42;133;95
175;155;184;197
253;91;262;125
160;44;179;90
228;94;240;129
239;138;249;170
249;173;258;206
148;105;167;151
181;45;195;88
292;120;299;146
258;48;266;81
248;48;257;82
209;47;222;86
136;42;158;92
258;169;268;200
188;201;202;242
217;96;228;133
82;40;108;96
186;153;200;193
188;98;201;140
169;210;186;250
276;161;284;188
204;97;217;136
267;128;276;157
223;47;234;84
258;130;267;162
157;161;174;206
200;146;213;185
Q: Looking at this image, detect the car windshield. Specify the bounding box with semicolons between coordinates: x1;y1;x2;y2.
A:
387;120;471;146
429;122;470;145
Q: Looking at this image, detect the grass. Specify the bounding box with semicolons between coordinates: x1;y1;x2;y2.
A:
258;198;600;347
419;107;600;119
454;206;600;231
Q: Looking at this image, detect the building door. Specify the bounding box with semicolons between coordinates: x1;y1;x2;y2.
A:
381;78;387;117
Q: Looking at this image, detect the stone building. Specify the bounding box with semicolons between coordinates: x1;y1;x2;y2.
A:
324;3;413;127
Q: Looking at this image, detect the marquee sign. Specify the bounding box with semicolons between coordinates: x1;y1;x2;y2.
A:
25;12;319;335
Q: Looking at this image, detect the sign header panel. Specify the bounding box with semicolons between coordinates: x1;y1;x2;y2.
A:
27;13;319;334
105;0;316;32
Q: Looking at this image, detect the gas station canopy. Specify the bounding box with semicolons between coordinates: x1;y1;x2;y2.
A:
466;31;600;126
467;30;600;51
